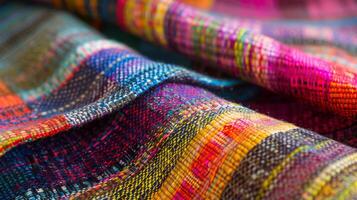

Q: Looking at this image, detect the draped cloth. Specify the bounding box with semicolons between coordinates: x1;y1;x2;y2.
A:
0;1;356;199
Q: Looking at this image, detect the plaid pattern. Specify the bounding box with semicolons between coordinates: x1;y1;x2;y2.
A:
0;1;356;200
36;0;357;118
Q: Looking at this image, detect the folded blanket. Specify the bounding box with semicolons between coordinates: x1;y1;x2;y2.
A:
0;1;356;199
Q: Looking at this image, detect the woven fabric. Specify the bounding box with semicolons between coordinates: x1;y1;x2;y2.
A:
0;1;356;200
36;0;357;118
33;0;357;145
206;0;357;19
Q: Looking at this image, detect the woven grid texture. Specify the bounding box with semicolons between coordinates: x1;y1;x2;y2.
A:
0;1;356;199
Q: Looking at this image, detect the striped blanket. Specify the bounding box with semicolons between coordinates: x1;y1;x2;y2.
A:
0;1;356;199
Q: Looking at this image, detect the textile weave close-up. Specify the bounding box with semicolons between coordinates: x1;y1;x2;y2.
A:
0;0;356;199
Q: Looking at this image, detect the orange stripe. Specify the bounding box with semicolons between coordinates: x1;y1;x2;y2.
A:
152;111;239;199
180;0;214;9
0;95;27;108
0;115;71;157
153;111;296;199
0;81;31;116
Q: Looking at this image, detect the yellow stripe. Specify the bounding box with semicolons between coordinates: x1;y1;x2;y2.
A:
152;111;240;199
207;118;295;198
257;140;332;199
153;111;296;199
153;0;173;46
245;43;251;73
70;101;233;199
234;29;246;74
124;0;138;35
337;179;357;200
143;0;154;42
303;152;357;200
315;163;357;200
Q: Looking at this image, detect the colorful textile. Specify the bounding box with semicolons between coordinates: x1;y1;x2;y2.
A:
205;0;357;19
37;0;357;118
0;1;356;200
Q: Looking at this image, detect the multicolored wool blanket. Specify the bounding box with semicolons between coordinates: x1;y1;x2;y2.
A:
0;0;356;199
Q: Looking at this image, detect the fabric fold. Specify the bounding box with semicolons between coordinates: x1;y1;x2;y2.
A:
33;0;357;117
0;2;356;200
